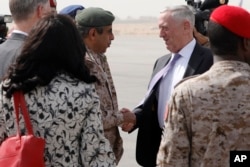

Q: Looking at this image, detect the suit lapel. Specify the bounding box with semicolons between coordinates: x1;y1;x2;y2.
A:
151;54;171;77
152;43;204;79
184;43;203;77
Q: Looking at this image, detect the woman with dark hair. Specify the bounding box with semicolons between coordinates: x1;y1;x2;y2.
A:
0;14;116;167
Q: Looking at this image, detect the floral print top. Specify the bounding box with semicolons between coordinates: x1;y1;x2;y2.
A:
0;73;116;167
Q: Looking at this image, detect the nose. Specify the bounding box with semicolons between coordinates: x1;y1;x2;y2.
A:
110;33;115;40
159;29;165;38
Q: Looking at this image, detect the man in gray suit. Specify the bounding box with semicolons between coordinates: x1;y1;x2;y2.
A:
121;5;213;166
0;0;54;80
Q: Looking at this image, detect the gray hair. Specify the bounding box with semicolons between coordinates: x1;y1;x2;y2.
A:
77;25;104;38
162;5;195;26
9;0;48;21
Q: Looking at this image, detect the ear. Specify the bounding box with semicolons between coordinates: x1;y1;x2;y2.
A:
240;38;250;63
89;28;96;39
36;4;44;18
242;38;250;52
183;20;191;30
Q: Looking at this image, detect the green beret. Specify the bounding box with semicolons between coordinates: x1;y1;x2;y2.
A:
75;7;115;27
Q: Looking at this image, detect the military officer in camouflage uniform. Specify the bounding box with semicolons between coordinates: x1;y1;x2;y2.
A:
75;7;135;164
157;5;250;167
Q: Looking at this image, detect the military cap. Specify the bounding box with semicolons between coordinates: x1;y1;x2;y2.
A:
75;7;115;27
200;0;228;10
210;5;250;38
59;5;84;18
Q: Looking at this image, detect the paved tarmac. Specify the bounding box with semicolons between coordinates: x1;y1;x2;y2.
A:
106;35;167;167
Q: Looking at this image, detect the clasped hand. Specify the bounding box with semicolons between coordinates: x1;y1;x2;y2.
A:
120;108;136;132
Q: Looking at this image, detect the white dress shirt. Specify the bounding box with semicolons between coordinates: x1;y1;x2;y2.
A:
12;30;28;36
158;39;196;128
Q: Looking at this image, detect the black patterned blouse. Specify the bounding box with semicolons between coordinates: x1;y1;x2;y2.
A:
0;73;116;167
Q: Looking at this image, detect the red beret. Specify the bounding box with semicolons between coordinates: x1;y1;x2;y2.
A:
210;5;250;38
50;0;57;8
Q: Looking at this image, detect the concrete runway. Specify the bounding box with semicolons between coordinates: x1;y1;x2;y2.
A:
106;35;167;166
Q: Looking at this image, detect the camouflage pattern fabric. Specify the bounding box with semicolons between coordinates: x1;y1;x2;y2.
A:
157;61;250;167
85;49;124;164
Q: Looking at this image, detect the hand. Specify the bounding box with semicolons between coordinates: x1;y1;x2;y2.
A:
120;108;136;132
120;108;136;124
121;122;135;132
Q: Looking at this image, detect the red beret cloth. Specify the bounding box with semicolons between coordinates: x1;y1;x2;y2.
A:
50;0;57;8
210;5;250;38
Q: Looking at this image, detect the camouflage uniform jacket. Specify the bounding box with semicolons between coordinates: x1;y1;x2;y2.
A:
85;49;124;164
157;61;250;167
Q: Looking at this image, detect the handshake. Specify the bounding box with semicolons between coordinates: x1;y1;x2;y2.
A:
119;108;136;132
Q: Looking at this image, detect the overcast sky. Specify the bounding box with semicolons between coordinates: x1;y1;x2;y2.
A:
1;0;249;19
